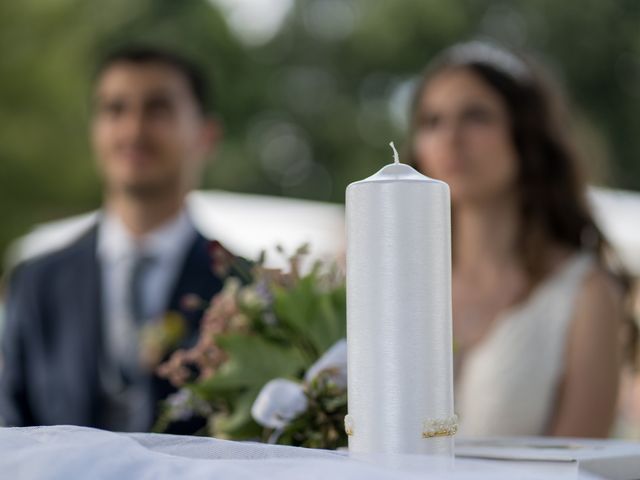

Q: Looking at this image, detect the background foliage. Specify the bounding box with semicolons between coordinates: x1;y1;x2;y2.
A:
2;0;640;270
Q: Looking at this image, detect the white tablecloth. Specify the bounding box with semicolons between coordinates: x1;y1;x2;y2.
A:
0;425;606;480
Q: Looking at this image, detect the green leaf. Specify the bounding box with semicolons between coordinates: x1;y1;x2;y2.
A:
199;333;307;394
272;275;346;358
191;333;308;439
210;388;263;439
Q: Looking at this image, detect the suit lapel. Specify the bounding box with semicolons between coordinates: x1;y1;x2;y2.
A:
150;233;223;427
167;233;223;331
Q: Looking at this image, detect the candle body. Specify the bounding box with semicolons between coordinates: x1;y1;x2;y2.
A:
346;163;454;455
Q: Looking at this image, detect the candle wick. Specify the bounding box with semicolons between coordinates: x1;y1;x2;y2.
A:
389;141;400;164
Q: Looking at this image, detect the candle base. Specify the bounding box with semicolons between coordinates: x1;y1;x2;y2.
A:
348;436;455;458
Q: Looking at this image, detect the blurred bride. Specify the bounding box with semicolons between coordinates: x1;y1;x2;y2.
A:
409;41;632;437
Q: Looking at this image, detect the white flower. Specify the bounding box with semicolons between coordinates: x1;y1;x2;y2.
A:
238;286;268;310
165;388;211;421
251;379;308;429
304;339;347;389
250;340;348;431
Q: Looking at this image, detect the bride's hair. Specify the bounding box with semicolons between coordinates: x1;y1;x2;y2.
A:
409;40;637;364
410;41;605;279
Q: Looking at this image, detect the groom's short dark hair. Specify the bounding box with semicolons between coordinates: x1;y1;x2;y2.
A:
94;45;213;114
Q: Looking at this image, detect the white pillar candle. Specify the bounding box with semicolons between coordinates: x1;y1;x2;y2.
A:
345;143;455;455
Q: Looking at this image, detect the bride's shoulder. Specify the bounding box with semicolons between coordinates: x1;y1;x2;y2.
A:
543;246;623;316
569;251;626;342
576;262;625;317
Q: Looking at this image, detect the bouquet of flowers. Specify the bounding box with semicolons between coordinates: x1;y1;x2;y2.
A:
150;244;348;449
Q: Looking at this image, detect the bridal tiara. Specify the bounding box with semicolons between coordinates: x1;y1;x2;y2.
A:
445;41;532;83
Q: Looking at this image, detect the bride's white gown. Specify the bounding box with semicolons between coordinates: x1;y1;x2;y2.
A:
455;252;595;436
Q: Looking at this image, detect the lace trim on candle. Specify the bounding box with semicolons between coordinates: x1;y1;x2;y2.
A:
422;414;458;438
343;414;458;438
344;414;354;436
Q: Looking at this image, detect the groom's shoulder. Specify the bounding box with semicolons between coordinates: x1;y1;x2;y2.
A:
6;212;99;280
7;224;97;292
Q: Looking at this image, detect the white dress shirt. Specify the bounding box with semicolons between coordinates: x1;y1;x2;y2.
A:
96;208;197;431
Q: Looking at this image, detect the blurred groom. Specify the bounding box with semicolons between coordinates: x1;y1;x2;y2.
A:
0;46;232;433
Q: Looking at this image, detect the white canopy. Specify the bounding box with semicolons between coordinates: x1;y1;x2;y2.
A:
5;190;346;271
5;187;640;275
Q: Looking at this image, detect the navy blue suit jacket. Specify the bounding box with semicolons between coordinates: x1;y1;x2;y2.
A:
0;224;225;433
